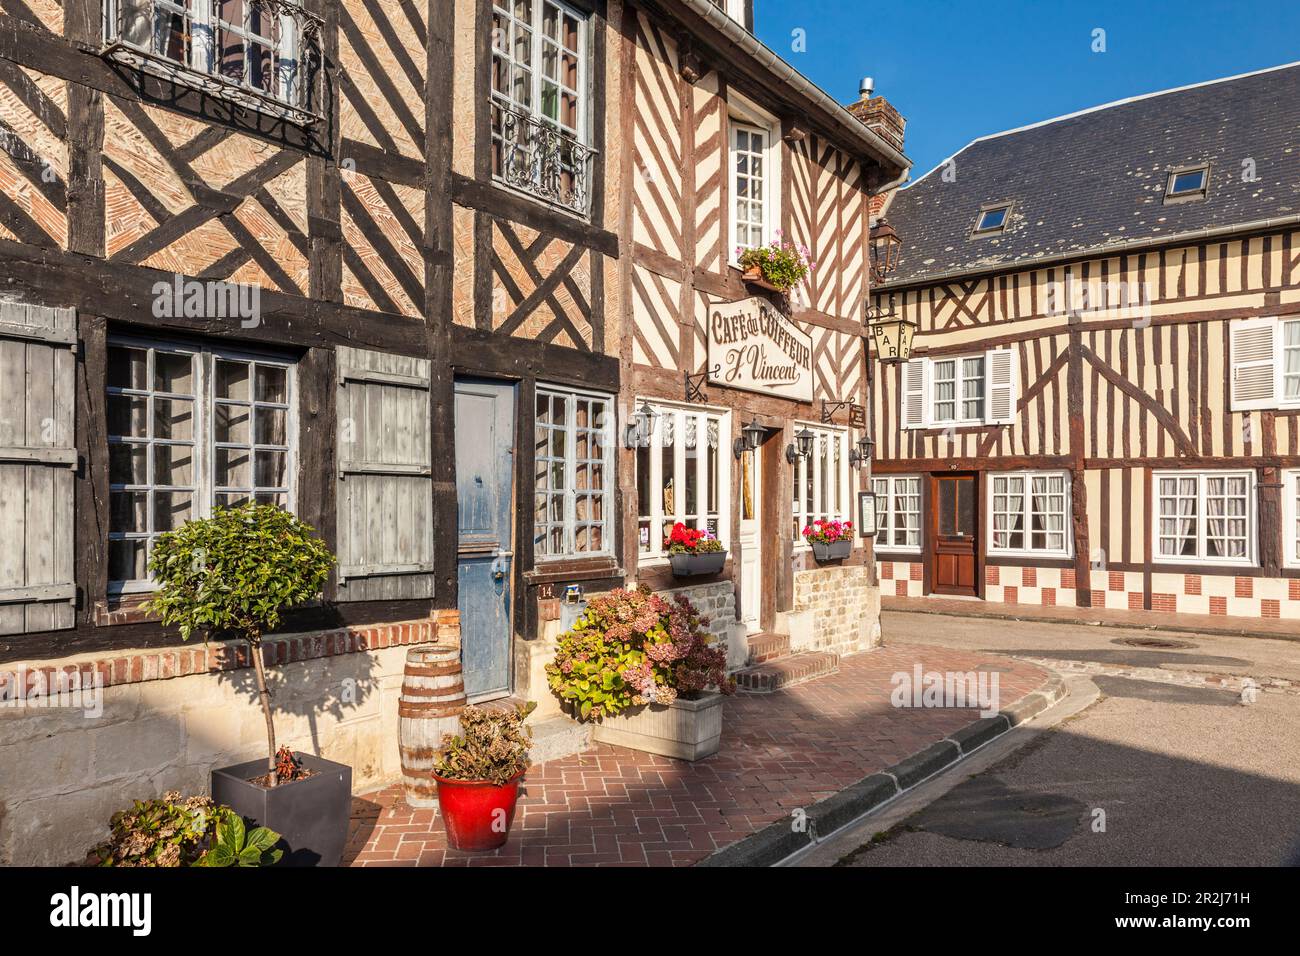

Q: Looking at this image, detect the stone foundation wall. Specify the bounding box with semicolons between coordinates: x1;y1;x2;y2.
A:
793;565;881;654
654;581;736;647
0;614;453;867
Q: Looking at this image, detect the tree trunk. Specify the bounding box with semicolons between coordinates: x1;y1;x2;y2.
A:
247;632;278;786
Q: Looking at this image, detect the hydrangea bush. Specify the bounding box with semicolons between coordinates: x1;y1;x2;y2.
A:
664;522;724;554
546;585;735;721
801;518;853;545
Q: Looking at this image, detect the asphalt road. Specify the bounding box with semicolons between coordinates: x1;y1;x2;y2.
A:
816;612;1300;867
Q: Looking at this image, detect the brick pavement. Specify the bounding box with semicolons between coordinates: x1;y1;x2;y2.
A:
345;642;1049;867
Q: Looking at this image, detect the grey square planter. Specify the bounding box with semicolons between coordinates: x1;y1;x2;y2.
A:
668;550;727;577
810;539;852;562
211;752;352;867
592;692;724;761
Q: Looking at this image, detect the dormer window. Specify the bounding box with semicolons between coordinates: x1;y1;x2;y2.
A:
973;203;1011;236
1165;165;1209;203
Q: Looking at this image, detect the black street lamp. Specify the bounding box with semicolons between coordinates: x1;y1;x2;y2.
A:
785;426;815;464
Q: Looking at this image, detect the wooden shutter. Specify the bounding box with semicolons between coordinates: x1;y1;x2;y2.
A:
1229;317;1278;411
901;358;926;428
334;346;434;601
985;348;1017;424
0;303;76;634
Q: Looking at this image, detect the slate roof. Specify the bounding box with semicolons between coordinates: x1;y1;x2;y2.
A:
879;61;1300;287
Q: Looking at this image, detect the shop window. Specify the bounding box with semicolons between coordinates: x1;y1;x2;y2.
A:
634;402;729;556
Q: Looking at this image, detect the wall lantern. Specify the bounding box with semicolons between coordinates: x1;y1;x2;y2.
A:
733;418;766;458
622;401;658;449
866;292;916;362
869;218;902;283
785;426;815;464
848;434;875;467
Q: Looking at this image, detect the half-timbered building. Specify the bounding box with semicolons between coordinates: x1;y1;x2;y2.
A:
604;1;907;690
869;62;1300;623
0;0;907;864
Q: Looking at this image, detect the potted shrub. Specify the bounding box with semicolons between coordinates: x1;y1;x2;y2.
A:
146;503;344;866
665;522;726;577
737;233;815;293
546;586;735;760
87;791;282;867
803;518;854;562
431;702;535;851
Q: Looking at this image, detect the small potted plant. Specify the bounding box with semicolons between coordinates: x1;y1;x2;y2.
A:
665;522;726;577
546;586;735;760
737;232;815;293
432;702;535;852
146;503;343;866
803;518;854;562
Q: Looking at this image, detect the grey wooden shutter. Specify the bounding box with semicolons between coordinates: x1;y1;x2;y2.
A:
0;303;76;634
334;346;434;601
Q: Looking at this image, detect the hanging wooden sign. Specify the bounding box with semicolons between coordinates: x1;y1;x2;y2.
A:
706;296;814;403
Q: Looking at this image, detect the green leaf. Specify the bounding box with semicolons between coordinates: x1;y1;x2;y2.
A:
244;827;279;854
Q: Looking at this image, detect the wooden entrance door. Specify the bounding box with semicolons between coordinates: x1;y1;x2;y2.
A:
455;378;516;702
930;473;978;595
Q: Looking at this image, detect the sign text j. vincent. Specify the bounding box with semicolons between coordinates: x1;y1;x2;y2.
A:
707;297;814;403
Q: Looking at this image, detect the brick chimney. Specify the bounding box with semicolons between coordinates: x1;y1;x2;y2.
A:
845;78;906;218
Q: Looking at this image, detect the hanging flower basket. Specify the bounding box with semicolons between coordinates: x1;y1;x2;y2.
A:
737;234;815;294
741;265;782;292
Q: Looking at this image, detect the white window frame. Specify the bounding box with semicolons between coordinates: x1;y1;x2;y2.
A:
633;400;731;560
727;93;780;262
902;350;1017;428
1152;469;1256;567
106;336;297;594
930;354;986;425
490;0;590;146
534;384;614;561
1284;469;1300;570
987;470;1072;559
872;474;922;553
792;424;851;547
103;0;318;118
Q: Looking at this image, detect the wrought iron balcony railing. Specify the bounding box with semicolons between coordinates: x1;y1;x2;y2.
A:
102;0;323;125
492;100;596;217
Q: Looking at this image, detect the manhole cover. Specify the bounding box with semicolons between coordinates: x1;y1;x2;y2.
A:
1112;636;1198;650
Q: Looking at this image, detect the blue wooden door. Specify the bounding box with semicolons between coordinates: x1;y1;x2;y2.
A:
455;379;516;701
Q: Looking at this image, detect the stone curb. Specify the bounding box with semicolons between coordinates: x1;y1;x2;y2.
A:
695;667;1068;867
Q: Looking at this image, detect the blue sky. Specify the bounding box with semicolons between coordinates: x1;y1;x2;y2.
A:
755;0;1300;181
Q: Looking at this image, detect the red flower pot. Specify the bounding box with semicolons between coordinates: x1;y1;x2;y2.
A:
432;771;524;851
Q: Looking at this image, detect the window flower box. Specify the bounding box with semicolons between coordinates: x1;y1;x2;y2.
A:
803;518;853;562
669;550;727;577
591;691;724;761
664;522;725;577
737;236;814;294
741;265;782;292
810;539;852;562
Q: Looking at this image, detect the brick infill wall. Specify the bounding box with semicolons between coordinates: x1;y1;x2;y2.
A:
0;609;457;699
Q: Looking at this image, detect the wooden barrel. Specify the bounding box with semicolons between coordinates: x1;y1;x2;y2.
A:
398;646;465;809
